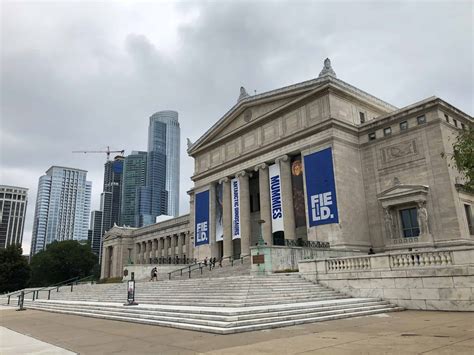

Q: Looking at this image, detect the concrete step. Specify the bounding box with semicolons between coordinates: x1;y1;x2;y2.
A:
25;298;402;334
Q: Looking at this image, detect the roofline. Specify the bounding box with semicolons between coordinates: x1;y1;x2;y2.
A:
0;185;29;191
188;75;397;155
46;166;88;174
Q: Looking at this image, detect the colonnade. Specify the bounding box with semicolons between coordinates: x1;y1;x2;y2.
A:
135;232;189;264
213;154;297;258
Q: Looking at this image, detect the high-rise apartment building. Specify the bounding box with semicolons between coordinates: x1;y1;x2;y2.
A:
120;151;147;227
30;166;92;255
137;111;180;226
0;185;28;248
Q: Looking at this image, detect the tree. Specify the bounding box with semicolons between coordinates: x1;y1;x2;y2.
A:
0;244;31;293
443;129;474;192
30;240;98;286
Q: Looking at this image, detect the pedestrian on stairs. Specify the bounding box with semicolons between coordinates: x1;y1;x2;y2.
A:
150;267;158;281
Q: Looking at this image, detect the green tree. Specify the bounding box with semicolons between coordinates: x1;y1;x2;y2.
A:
443;129;474;191
0;244;31;293
30;240;98;286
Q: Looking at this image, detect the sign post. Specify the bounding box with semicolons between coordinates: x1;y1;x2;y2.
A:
124;274;138;306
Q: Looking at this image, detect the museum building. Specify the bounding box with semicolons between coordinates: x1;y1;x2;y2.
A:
101;59;473;279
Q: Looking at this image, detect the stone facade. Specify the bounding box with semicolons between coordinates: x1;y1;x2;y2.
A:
100;214;191;279
101;59;473;281
187;59;473;259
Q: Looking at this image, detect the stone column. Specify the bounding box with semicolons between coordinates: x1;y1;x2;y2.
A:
163;237;169;259
152;239;158;262
135;243;141;264
102;246;110;278
178;233;184;261
147;240;152;264
255;163;273;245
221;177;233;259
157;238;163;261
209;182;218;258
141;241;146;264
237;170;251;255
277;155;296;241
170;234;176;262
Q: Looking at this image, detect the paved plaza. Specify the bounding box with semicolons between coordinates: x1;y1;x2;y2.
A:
1;306;473;354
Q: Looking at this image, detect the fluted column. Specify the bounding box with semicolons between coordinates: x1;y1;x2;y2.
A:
157;238;163;261
152;239;158;262
178;233;184;261
237;170;251;255
171;234;177;262
163;237;169;259
141;241;147;264
135;243;141;264
277;155;296;241
221;177;233;258
255;163;272;245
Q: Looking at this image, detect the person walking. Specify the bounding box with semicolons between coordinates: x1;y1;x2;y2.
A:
150;267;158;281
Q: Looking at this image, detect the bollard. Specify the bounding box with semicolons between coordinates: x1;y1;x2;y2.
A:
7;295;10;305
70;283;73;292
48;290;51;300
32;292;35;301
180;269;183;276
200;266;203;274
57;286;59;292
18;291;25;311
168;273;171;280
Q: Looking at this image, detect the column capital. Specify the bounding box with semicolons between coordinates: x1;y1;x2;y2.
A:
275;154;289;164
254;163;268;171
236;170;252;178
218;177;229;184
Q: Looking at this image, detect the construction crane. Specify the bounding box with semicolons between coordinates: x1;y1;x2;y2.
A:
72;146;125;161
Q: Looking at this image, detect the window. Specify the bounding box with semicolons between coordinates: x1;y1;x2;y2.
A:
400;121;408;131
444;114;449;123
400;207;420;238
359;112;366;124
461;123;466;130
417;115;426;125
465;205;473;235
453;119;458;127
368;132;376;141
384;127;392;137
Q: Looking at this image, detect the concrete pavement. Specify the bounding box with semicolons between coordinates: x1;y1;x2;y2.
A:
1;307;473;354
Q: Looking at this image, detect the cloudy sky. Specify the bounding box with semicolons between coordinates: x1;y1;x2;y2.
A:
1;0;472;254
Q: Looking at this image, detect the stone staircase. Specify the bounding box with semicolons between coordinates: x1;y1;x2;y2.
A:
165;258;251;281
9;274;403;334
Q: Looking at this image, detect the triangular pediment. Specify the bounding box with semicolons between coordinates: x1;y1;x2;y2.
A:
378;184;429;201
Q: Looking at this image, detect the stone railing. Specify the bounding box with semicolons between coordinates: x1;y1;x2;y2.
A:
327;257;371;272
390;251;453;268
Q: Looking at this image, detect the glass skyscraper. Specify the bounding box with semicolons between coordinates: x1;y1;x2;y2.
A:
31;166;92;255
120;151;147;227
0;185;28;249
137;111;180;226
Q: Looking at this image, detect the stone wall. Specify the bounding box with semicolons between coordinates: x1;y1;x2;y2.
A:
250;245;364;275
298;248;474;311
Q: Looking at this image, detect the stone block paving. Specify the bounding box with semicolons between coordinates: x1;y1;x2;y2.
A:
1;306;473;354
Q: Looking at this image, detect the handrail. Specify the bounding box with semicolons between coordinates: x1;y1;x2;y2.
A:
9;275;95;308
167;254;251;280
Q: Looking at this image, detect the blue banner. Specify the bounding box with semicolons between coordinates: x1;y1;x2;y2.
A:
195;190;210;246
304;147;339;226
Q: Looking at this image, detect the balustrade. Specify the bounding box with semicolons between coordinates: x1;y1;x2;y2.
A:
390;251;453;268
326;256;370;272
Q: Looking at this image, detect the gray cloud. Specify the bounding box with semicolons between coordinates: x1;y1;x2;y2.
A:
1;0;472;254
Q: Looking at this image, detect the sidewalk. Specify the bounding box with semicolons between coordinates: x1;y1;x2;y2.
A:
1;306;473;354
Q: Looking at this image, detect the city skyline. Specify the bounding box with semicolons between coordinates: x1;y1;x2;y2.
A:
0;185;28;248
1;1;472;254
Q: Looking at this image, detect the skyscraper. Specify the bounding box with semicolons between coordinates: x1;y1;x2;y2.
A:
31;166;92;255
101;156;124;232
120;151;147;227
138;111;180;226
0;185;28;249
89;210;103;256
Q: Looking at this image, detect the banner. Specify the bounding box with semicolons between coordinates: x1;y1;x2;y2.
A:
268;163;284;233
231;178;241;240
195;190;210;246
304;147;339;226
291;154;307;228
215;183;223;242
